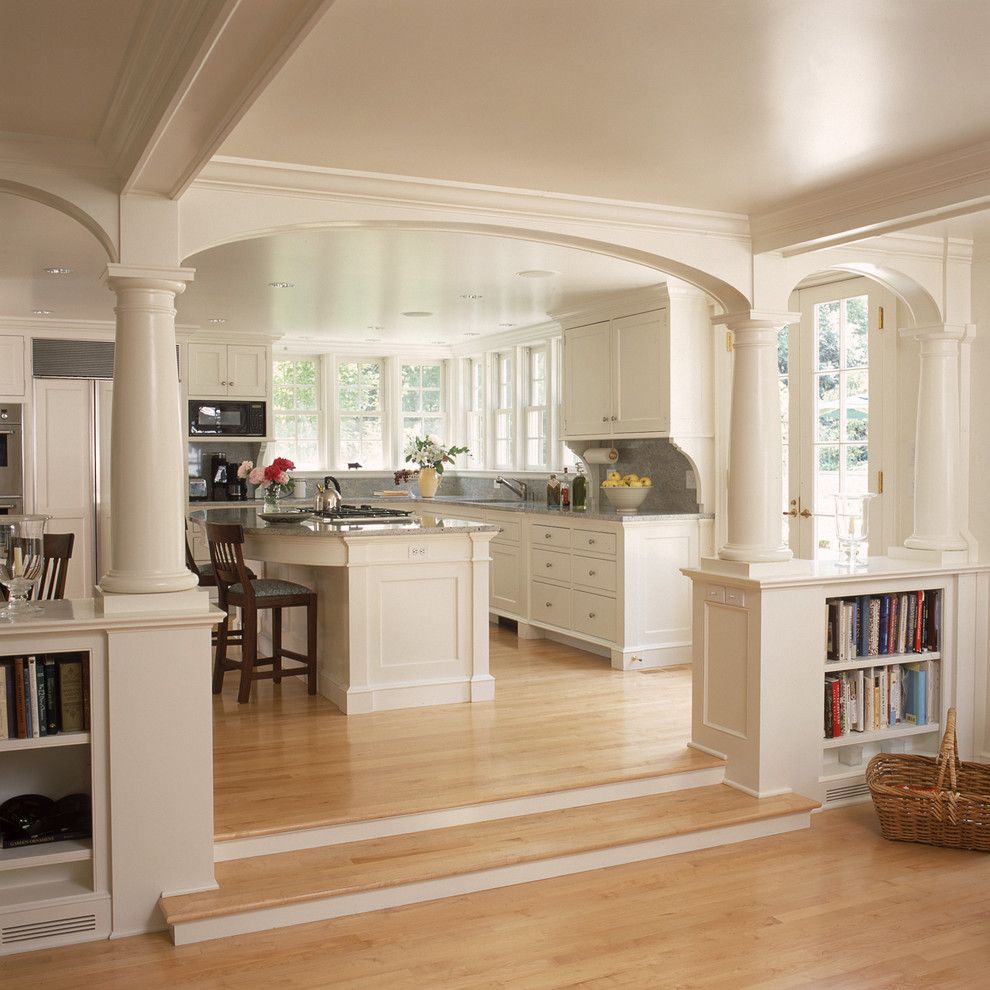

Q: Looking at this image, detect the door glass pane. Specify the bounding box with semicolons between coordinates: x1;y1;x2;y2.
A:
844;296;869;367
816;301;840;370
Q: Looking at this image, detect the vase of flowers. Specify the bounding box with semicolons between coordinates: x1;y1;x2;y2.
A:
402;436;468;499
247;457;296;510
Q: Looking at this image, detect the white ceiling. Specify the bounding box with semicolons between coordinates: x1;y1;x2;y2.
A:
222;0;990;215
5;0;990;338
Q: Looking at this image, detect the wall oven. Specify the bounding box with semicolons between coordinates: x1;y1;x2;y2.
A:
188;400;266;438
0;405;24;505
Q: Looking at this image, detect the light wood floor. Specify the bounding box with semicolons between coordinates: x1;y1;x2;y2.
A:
10;803;990;989
212;625;718;839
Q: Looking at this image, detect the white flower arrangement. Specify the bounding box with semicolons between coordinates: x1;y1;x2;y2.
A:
402;436;468;473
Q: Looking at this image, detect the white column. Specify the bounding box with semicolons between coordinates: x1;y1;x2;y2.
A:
903;325;968;551
100;265;199;595
718;314;792;563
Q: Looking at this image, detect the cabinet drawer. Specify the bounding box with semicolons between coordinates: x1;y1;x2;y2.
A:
572;529;616;555
531;580;571;627
571;589;617;642
488;516;522;544
531;547;571;584
571;554;617;593
530;524;571;549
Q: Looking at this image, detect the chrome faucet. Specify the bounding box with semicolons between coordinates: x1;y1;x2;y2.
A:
495;475;528;500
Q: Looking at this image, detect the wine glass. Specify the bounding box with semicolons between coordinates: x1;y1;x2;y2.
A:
0;515;48;620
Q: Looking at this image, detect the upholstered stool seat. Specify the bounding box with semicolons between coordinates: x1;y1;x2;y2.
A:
207;522;317;704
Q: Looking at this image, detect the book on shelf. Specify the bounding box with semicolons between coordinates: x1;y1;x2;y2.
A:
825;588;942;663
0;654;90;741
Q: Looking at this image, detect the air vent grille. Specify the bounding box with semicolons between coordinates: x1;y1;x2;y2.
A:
1;913;97;945
33;339;115;379
825;781;871;804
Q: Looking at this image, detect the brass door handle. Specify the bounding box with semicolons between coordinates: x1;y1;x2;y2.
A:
800;508;813;518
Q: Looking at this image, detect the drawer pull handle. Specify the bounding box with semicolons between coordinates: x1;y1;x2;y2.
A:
588;539;595;545
588;612;596;619
588;569;596;576
544;533;551;539
545;601;552;608
545;561;552;568
602;416;608;422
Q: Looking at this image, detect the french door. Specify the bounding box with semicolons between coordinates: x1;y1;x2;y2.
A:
781;277;893;559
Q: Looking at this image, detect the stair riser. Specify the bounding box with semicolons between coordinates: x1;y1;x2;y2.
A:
215;766;725;862
175;810;810;946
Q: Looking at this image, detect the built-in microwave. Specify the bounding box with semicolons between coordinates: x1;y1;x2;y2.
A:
188;400;266;438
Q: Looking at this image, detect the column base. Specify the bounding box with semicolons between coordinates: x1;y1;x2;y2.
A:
717;543;793;564
99;568;200;596
699;556;814;579
96;586;211;615
902;534;969;553
888;544;971;566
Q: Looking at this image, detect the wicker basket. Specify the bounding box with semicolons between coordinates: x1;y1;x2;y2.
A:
866;708;990;851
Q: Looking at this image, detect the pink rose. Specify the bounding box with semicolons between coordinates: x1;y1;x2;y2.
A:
237;460;253;479
248;466;265;486
275;471;290;485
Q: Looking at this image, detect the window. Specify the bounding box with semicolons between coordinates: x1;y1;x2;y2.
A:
272;358;321;468
493;351;514;468
523;345;548;469
778;327;790;546
336;360;384;468
464;356;486;468
400;362;445;445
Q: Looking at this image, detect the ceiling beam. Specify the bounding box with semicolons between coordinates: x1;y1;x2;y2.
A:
98;0;333;199
750;138;990;256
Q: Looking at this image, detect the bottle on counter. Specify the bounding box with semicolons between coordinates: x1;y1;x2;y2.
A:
560;468;571;510
546;473;561;509
571;464;587;511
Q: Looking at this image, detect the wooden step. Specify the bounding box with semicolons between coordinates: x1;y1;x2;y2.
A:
162;785;818;945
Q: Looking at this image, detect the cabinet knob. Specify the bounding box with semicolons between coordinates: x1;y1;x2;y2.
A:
544;533;551;540
545;601;552;608
588;539;595;545
588;612;596;619
611;415;617;421
602;416;608;422
588;569;596;576
229;381;235;387
545;561;552;568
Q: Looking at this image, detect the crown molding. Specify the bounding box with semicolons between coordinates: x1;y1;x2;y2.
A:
550;284;670;327
0;317;201;338
194;157;752;241
751;138;990;256
273;338;452;360
0;131;116;178
449;320;561;358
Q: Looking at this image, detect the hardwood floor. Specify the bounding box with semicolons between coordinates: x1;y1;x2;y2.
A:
9;803;990;989
212;625;718;839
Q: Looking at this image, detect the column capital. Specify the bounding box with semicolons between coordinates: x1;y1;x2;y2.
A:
712;310;800;331
103;264;195;294
898;322;972;342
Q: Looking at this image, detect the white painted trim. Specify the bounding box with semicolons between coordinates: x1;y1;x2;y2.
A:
722;777;795;800
214;765;726;861
687;739;728;761
195;158;752;241
174;812;811;945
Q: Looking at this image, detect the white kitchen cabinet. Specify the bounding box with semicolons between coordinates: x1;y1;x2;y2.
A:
187;343;268;398
0;335;25;396
562;310;665;439
487;509;525;618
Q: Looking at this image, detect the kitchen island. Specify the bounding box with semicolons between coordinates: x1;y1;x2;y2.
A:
189;507;498;713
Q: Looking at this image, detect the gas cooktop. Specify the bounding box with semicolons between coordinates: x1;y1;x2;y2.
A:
313;503;417;526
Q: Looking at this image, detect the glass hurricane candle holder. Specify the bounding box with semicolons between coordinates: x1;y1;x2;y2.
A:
0;515;48;620
833;493;876;568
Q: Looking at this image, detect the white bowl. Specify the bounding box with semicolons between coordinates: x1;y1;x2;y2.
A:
601;485;650;512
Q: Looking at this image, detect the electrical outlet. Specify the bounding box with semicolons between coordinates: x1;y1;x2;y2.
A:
408;545;427;559
686;470;696;490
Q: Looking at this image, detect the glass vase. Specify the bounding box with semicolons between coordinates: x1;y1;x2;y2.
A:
833;493;876;568
0;515;49;620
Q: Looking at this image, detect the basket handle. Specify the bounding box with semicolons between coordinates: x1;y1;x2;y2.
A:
934;707;960;793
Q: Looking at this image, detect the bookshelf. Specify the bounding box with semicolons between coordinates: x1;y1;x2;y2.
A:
820;585;944;802
0;642;110;955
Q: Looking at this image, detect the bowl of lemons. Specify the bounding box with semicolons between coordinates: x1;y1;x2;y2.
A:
601;471;652;511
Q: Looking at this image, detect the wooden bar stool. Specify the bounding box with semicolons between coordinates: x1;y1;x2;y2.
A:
206;522;317;704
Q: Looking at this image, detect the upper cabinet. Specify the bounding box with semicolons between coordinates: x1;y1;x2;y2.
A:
0;336;25;396
187;342;269;398
560;284;712;442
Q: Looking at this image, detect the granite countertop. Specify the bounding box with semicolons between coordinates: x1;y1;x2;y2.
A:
187;505;498;538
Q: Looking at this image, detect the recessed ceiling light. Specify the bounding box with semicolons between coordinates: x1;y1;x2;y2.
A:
208;317;227;325
498;323;516;328
459;293;483;300
269;281;294;289
402;311;433;318
515;269;557;279
31;309;53;316
43;266;71;275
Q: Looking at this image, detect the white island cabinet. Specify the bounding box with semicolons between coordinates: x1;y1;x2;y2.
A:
190;508;497;713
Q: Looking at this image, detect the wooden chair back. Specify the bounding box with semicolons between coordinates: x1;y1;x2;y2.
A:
205;523;255;608
35;532;75;601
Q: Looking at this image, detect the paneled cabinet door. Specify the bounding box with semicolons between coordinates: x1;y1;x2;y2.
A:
563;321;612;437
490;542;524;616
226;345;268;398
612;310;666;434
186;343;228;397
0;336;25;396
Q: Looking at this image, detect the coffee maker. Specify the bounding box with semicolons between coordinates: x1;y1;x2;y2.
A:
210;452;230;501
